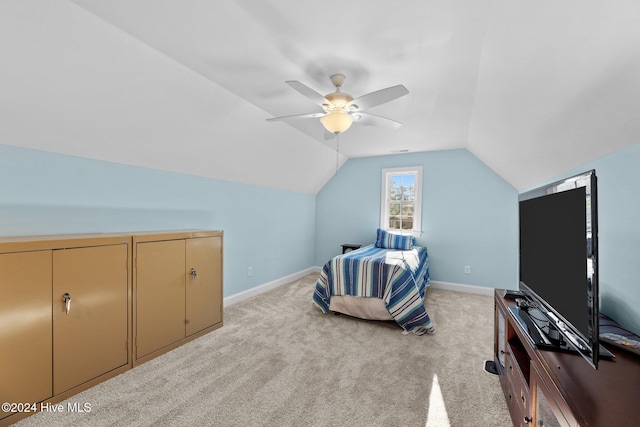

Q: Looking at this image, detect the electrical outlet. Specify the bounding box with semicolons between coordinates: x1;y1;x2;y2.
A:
247;267;253;277
464;265;471;275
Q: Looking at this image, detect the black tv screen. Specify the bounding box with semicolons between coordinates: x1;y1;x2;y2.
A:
518;170;599;368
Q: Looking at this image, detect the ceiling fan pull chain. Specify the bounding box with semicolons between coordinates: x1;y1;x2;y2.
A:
336;133;340;174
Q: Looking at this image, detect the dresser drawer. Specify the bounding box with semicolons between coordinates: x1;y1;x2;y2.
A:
505;344;533;425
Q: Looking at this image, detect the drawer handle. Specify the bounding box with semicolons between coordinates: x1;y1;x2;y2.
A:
63;292;72;314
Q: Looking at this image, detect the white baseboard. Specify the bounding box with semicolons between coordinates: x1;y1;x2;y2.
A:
224;271;496;307
224;266;321;307
429;280;496;296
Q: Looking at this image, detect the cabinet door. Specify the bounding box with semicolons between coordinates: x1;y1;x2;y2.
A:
185;236;222;336
531;362;577;427
496;305;506;373
0;251;52;417
53;244;128;395
136;239;186;357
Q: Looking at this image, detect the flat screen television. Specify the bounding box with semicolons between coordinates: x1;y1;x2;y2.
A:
518;169;602;368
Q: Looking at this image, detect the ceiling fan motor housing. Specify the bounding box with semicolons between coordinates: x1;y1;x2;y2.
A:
323;74;355;112
323;92;353;112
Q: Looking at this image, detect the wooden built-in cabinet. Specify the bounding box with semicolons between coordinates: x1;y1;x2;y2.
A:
495;290;640;427
0;234;131;426
0;231;223;426
132;230;223;366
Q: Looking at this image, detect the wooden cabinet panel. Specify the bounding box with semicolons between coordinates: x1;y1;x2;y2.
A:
185;236;222;336
0;251;52;417
52;244;129;395
135;239;186;358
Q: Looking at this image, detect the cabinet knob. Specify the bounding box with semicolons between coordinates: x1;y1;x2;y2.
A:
63;292;72;314
189;267;197;282
523;415;532;424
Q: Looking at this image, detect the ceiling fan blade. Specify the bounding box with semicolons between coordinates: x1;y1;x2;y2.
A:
286;81;330;106
266;112;325;122
347;85;409;111
353;112;403;129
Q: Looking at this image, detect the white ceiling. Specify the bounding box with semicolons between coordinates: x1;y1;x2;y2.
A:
1;1;639;194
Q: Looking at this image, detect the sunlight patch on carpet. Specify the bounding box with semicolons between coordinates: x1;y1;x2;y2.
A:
425;374;451;427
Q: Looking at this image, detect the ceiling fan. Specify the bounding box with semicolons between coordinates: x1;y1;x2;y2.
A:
266;74;409;135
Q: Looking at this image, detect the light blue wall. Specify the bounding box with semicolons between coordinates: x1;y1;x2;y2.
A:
6;140;637;336
524;141;640;336
315;149;519;290
0;144;316;297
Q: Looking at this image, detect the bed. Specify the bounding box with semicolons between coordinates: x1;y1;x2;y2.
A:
313;230;434;335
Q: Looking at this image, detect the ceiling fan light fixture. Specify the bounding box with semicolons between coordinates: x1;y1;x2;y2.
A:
320;110;353;134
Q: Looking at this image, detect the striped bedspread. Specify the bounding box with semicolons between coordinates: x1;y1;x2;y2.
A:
313;244;434;335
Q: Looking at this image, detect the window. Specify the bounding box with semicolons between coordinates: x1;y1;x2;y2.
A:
380;166;422;236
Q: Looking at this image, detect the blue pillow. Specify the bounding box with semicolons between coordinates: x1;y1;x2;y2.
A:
375;228;414;250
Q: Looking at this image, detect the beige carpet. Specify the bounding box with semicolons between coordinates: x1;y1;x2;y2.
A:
15;274;512;427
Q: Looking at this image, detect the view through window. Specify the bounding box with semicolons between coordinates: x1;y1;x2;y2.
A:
381;166;422;235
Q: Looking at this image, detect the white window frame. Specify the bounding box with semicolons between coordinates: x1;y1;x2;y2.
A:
380;166;422;237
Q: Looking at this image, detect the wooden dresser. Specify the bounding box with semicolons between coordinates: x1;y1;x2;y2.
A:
495;289;640;426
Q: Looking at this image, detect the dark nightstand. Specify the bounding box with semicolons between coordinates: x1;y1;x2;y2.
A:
341;244;362;254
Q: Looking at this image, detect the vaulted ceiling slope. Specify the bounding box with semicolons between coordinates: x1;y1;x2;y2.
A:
1;1;639;194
